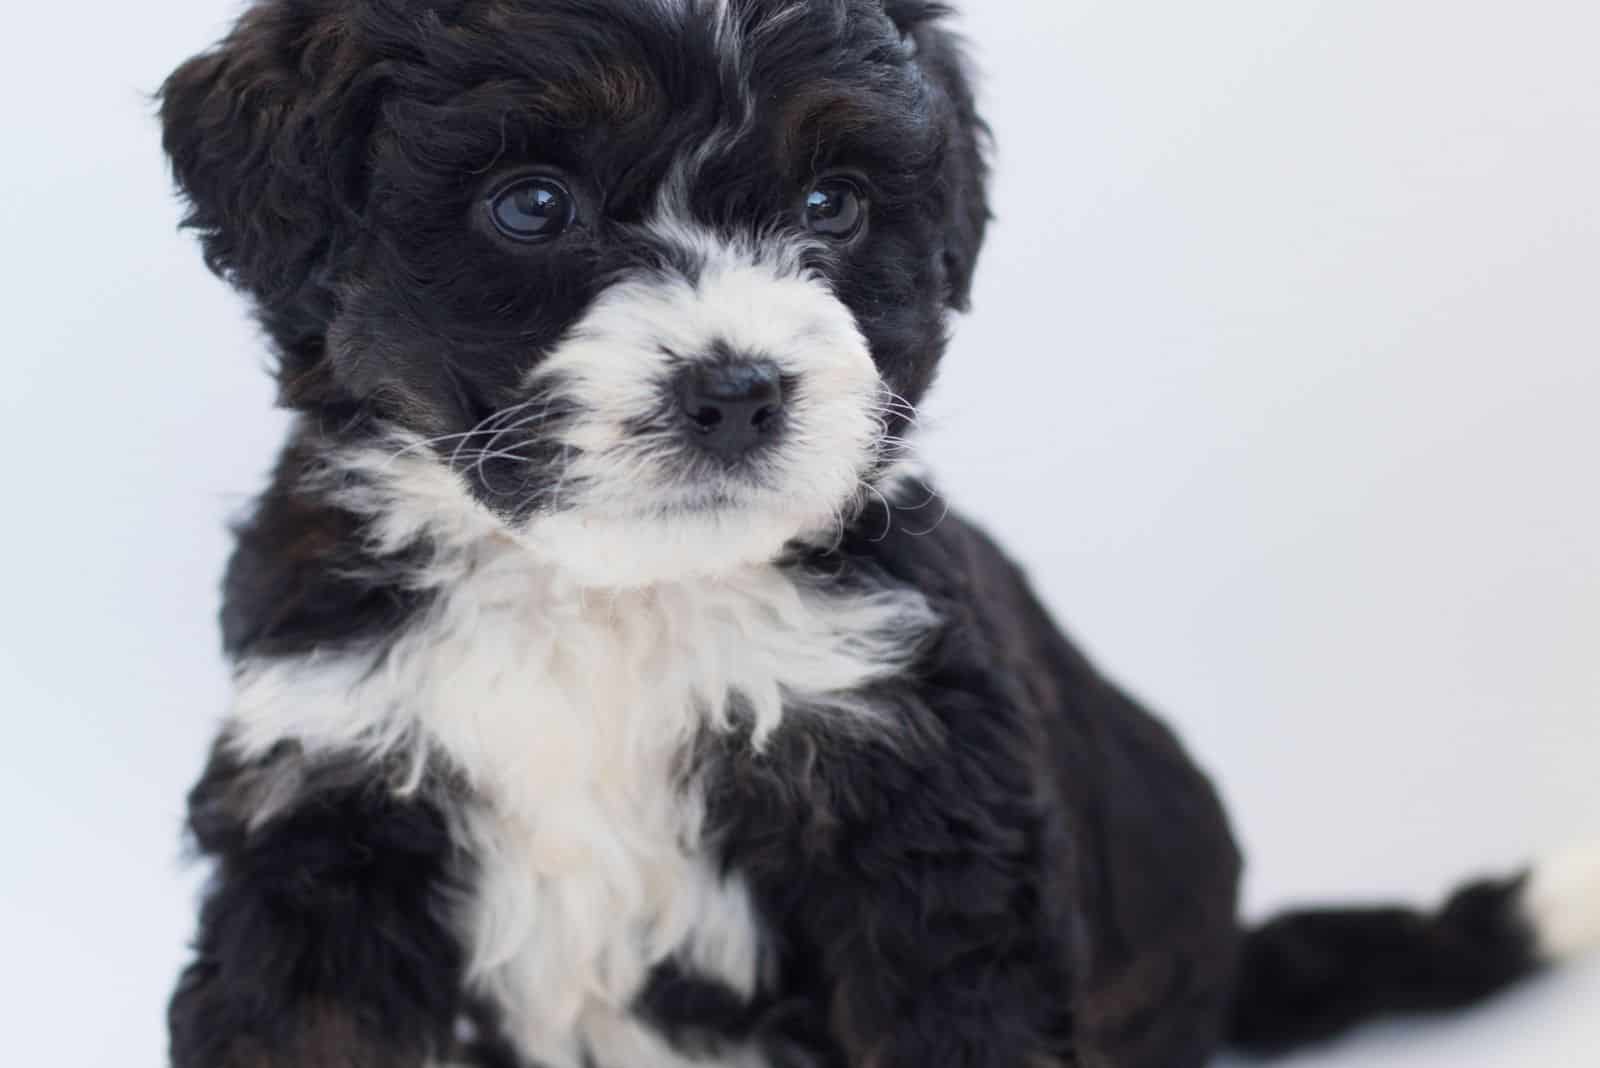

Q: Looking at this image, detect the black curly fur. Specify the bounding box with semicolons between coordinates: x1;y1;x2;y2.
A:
169;743;469;1067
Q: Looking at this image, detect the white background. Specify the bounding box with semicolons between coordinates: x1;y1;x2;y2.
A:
1;2;1596;1065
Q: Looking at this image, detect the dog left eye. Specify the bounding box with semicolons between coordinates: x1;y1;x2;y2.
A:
803;178;868;241
487;176;576;242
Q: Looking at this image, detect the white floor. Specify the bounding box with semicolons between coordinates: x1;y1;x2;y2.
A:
3;1;1597;1066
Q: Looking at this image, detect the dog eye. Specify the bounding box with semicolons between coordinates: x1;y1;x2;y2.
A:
803;178;868;241
487;176;576;242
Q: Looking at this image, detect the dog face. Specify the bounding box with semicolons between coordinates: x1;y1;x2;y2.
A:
162;0;987;586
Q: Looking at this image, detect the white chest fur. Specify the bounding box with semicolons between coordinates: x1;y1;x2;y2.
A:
227;541;931;1067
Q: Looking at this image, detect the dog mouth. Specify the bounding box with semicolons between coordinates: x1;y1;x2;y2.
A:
566;459;858;524
648;487;762;514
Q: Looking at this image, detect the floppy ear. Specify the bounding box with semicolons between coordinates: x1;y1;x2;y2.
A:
159;2;375;315
885;0;992;311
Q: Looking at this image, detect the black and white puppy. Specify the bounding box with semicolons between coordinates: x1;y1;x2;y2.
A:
158;2;1600;1066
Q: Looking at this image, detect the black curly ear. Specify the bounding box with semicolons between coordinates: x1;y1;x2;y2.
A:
159;2;375;319
885;1;991;311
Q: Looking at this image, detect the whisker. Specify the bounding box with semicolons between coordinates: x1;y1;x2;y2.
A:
902;484;950;536
379;399;563;470
452;400;542;468
857;478;896;543
381;428;517;466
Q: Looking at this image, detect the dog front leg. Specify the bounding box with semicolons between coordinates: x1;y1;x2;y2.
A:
167;741;467;1068
808;843;1081;1068
717;726;1083;1068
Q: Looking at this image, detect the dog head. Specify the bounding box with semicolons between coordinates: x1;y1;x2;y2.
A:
162;0;988;586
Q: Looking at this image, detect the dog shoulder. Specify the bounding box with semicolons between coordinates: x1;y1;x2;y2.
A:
220;427;432;661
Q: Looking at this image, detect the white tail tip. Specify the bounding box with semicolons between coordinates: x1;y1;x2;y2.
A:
1524;842;1600;962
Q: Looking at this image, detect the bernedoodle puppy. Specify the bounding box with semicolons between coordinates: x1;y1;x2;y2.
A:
157;2;1600;1066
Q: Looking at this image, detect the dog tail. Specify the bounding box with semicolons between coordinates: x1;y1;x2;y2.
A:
1227;843;1600;1055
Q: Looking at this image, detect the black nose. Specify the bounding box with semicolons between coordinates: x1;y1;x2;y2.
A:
676;360;786;459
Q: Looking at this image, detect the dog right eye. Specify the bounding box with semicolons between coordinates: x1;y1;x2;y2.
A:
486;176;577;243
803;177;868;242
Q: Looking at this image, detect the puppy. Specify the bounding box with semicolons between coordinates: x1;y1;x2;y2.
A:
158;2;1600;1066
